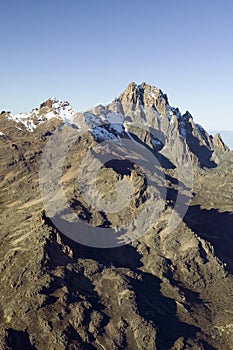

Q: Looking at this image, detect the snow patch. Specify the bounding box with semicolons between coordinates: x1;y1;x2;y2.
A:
7;98;77;131
8;112;38;131
51;99;76;121
106;112;124;133
83;111;122;142
166;104;176;121
91;127;120;142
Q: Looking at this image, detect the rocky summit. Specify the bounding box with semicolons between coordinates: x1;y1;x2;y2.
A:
0;83;232;350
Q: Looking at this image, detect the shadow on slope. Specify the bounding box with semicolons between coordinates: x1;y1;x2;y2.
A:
184;205;233;274
185;132;217;168
5;329;36;350
42;213;203;350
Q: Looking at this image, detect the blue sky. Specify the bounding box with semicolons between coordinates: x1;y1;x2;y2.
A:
0;0;233;131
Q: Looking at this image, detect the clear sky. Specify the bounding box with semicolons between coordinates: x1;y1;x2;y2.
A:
0;0;233;131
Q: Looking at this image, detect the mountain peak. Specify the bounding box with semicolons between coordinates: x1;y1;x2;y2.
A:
39;97;73;111
119;82;168;108
117;82;170;121
6;98;77;132
2;83;228;165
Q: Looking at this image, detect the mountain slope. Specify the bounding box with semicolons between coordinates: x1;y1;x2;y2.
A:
0;83;232;349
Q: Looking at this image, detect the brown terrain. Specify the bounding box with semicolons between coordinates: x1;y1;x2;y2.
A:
0;83;232;349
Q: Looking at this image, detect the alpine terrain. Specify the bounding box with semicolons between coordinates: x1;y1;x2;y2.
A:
0;82;232;350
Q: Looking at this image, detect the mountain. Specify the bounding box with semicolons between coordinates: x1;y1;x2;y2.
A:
0;83;232;350
3;83;228;168
5;97;77;131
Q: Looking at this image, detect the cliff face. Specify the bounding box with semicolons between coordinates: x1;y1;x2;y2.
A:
0;84;232;350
